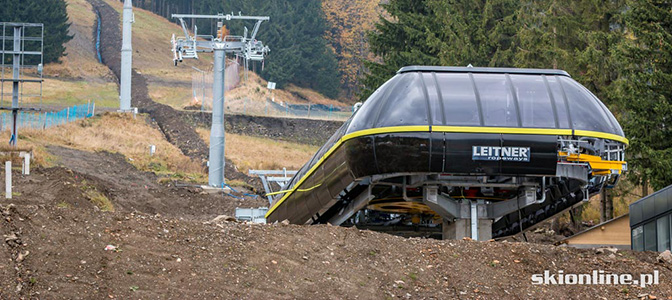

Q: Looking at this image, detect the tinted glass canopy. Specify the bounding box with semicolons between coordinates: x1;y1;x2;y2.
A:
347;66;625;137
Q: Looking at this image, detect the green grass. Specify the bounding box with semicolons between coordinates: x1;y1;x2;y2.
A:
80;180;114;212
21;79;119;108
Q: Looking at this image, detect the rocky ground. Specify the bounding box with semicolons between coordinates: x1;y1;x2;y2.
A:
0;145;669;299
1;180;671;299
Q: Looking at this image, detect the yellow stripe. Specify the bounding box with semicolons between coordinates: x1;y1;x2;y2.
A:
341;125;429;140
265;125;628;218
432;126;572;136
433;126;629;144
573;130;629;144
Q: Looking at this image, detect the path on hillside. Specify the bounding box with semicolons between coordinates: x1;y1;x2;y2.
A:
87;0;258;189
43;145;266;218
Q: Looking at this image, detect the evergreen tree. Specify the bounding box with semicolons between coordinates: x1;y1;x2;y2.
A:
360;0;520;100
0;0;72;64
611;0;672;190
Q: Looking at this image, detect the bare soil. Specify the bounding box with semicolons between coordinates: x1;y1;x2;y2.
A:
1;180;671;299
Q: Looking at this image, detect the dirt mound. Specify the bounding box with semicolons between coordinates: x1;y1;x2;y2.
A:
87;0;257;189
1;198;671;299
45;145;266;218
182;112;344;147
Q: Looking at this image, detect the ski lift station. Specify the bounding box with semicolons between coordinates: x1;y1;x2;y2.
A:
265;66;628;241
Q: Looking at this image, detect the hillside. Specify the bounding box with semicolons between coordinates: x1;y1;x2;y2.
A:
33;0;348;112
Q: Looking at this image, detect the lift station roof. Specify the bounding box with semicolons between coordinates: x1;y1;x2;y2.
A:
347;66;625;139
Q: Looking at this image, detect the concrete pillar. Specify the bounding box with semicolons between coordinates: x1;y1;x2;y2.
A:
120;0;133;111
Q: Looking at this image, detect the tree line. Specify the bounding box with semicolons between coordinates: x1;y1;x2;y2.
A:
0;0;72;64
362;0;671;212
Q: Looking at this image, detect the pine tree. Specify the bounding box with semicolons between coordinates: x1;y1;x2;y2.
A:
0;0;72;64
360;0;520;100
611;0;672;190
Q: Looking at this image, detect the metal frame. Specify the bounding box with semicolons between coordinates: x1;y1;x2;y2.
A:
0;22;44;146
249;169;297;204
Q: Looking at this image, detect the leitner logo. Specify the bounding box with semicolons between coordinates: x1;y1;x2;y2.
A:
472;146;530;162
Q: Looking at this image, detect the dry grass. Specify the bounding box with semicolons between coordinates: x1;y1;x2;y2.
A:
227;71;346;107
81;180;114;212
8;113;205;181
147;84;193;110
103;0;212;75
196;128;317;173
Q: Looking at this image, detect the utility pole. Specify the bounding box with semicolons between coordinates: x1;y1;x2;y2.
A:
119;0;134;111
171;13;270;187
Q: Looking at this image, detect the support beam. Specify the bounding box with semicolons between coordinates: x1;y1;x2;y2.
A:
10;27;20;146
328;186;373;226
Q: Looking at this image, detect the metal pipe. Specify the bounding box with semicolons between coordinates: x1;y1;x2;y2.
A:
172;14;269;21
208;47;226;186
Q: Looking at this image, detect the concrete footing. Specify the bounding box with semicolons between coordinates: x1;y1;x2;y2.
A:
200;185;232;194
442;219;493;241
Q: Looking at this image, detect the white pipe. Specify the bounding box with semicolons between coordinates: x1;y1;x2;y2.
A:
5;161;11;199
22;153;29;175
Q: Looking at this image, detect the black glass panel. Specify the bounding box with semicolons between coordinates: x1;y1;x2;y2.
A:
510;75;556;128
644;221;657;251
347;75;399;133
422;73;444;125
584;86;625;136
546;76;571;129
375;73;429;127
473;73;519;127
435;73;481;126
560;77;618;135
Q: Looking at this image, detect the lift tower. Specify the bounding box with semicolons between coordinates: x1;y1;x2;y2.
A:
171;13;270;187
